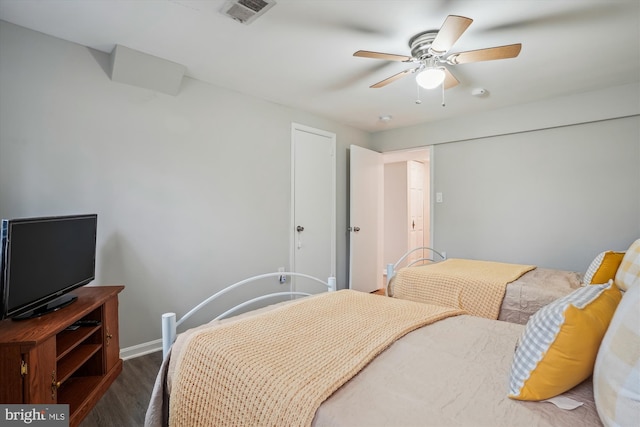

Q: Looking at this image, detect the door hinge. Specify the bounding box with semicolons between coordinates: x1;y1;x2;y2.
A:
20;359;28;376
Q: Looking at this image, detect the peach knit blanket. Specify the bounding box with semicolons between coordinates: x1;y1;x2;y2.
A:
169;290;463;426
391;258;536;319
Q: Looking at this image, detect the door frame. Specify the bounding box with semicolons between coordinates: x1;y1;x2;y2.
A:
290;123;336;284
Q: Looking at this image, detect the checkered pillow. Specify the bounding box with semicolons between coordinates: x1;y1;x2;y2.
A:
584;251;625;285
509;281;621;401
615;239;640;291
594;282;640;426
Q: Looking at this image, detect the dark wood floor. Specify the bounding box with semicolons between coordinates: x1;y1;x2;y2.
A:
81;351;163;427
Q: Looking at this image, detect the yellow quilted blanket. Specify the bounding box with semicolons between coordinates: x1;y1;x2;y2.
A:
391;258;536;319
169;290;463;427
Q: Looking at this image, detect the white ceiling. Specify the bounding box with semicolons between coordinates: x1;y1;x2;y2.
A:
1;0;639;132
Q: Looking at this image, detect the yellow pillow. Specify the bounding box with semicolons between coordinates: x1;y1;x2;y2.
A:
508;280;622;401
584;251;625;285
614;239;640;291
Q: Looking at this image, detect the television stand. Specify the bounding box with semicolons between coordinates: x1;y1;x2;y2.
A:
0;285;124;427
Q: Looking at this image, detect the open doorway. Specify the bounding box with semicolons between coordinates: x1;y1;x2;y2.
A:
381;147;432;288
348;145;432;292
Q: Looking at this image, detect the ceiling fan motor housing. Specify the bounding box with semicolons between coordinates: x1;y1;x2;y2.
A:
409;31;439;60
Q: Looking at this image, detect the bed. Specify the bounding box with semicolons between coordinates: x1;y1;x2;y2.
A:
144;257;640;427
385;247;583;324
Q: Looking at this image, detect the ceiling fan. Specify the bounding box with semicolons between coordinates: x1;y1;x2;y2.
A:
354;15;522;90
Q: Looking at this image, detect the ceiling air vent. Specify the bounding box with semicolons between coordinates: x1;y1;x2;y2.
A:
220;0;276;25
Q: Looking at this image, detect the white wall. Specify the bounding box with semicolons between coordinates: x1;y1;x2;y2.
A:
0;21;370;350
371;83;640;150
372;87;640;271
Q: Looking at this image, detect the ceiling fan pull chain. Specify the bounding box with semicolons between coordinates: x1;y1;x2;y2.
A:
415;82;422;104
441;81;446;107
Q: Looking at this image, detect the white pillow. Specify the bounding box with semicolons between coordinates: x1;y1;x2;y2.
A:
593;282;640;426
614;239;640;291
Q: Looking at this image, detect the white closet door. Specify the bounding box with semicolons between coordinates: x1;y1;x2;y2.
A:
407;160;424;264
291;124;336;294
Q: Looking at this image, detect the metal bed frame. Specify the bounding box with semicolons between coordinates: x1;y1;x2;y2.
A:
386;246;446;295
161;272;336;357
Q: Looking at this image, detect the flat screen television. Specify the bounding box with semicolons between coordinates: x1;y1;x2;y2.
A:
0;214;97;320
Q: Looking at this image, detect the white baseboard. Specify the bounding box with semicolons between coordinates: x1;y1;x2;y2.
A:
120;339;163;360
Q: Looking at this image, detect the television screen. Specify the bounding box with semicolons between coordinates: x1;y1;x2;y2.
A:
0;214;97;320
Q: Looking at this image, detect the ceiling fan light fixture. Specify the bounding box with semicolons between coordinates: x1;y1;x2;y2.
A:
416;67;445;89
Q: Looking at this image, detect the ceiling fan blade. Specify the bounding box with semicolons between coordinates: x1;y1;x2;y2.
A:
443;68;459;90
354;50;412;62
447;44;522;64
370;68;416;88
430;15;473;55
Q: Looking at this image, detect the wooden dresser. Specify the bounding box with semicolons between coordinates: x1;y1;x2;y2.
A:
0;285;124;427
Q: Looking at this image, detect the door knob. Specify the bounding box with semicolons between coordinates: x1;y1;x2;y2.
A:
296;226;304;232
